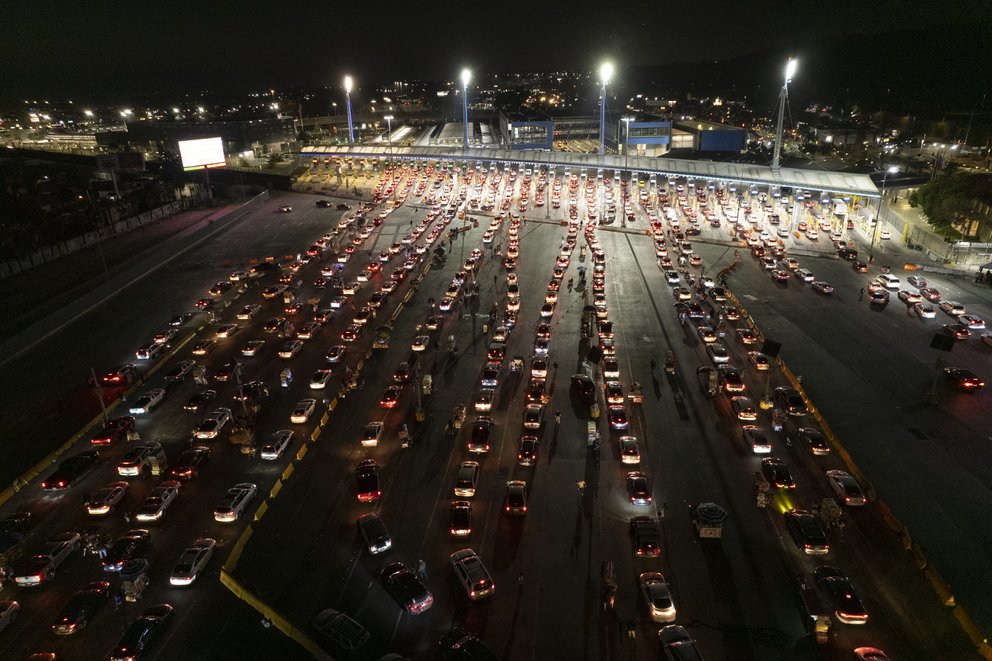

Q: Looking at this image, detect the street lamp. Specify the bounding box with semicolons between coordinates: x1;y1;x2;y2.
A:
384;115;394;150
871;165;899;251
621;115;635;169
599;62;614;157
461;68;471;149
771;58;797;171
344;75;355;144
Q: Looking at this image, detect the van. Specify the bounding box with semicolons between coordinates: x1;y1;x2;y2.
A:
356;513;392;555
875;273;900;290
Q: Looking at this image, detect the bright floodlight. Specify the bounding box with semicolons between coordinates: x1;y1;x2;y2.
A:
461;68;471;87
600;62;614;85
887;165;899;174
784;58;798;83
384;114;394;121
344;75;353;93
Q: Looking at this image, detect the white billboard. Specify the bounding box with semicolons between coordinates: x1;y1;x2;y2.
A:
178;137;226;171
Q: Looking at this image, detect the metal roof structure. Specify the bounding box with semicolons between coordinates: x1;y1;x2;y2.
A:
298;144;881;198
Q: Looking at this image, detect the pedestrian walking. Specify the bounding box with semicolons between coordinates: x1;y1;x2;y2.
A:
868;254;874;264
417;559;428;581
123;511;131;525
859;288;865;301
517;572;525;594
113;591;123;610
567;277;573;292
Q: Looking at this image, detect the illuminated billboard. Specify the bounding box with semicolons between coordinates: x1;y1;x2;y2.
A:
178;137;226;171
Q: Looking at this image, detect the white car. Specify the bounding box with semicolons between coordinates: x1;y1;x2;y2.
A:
0;600;20;634
169;538;217;586
194;405;232;437
639;571;676;623
278;340;304;359
290;399;317;424
794;268;815;282
236;304;261;320
619;436;641;465
826;470;867;506
310;368;333;389
128;388;165;415
325;345;346;363
959;314;986;330
241;339;266;357
939;300;966;316
743;425;772;454
329;296;348;309
260;430;294;460
13;532;81;587
135;480;181;522
361;422;383;447
214;483;258;523
914;302;936;319
86;481;130;515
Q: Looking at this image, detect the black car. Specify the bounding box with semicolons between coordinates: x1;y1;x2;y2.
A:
42;451;101;490
468;417;492;453
760;457;796;489
381;562;434;614
813;565;869;625
571;374;596;406
212;362;237;382
944;367;985;392
784;509;829;555
184;389;217;412
109;603;174;660
838;247;859;260
355;460;380;503
774;387;807;416
233;380;269;402
629;516;661;557
315;199;332;208
796;427;830;456
52;581;111;634
449;501;472;538
102;529;151;572
168;313;194;327
170;446;211;481
437;626;498;661
90;416;136;446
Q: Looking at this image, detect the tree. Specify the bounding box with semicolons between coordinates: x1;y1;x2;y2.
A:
909;173;986;231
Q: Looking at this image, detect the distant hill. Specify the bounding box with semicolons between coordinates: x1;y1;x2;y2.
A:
630;21;992;114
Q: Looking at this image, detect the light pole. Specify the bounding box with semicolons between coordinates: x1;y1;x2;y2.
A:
621;115;635;172
871;166;899;251
344;75;355;144
461;68;471;149
599;62;613;157
384;115;394;151
771;58;797;171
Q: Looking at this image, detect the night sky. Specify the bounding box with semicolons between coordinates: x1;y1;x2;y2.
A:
0;0;987;100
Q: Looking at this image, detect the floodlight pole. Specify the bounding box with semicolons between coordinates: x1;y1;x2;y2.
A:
772;59;797;172
345;76;355;144
461;69;471;149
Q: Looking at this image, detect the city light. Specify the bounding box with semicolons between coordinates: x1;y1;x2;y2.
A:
784;58;798;84
344;75;353;93
599;61;614;85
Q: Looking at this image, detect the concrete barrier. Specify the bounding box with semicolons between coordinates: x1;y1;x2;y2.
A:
253;500;269;522
875;499;904;534
224;526;254;572
954;605;988;647
295;445;308;462
910;542;928;570
923;567;955;607
269;480;283;499
281;464;294;482
310;428;321;442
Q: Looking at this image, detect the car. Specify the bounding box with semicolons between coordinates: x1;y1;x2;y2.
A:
943;323;971;339
239;339;265;357
761;457;796;489
665;271;681;285
288;399;318;425
474;388;495;412
608;405;630;430
169;538;216;587
85;481;130;516
905;274;927;288
604;380;625;404
629;516;662;557
215;323;239;339
467;416;493;454
897;289;922;304
796;427;831;456
261;430;294;460
194;408;232;439
517;436;539;466
108;603;175;661
825;469;866;506
571;374;596;407
480;362;501;388
312;608;369;651
309;368;333;390
355;460;380;502
706;343;730;364
278;205;293;213
262;317;287;334
731;396;758;421
943;367;985;392
919;287;941;302
90;416;136;446
717;365;746;393
814;565;869;625
380;385;402;408
278;339;304;358
811;280;834;295
626;471;652;506
674;287;692;301
913;302;936;318
168;312;195;326
852;260;869;273
503;480;528;515
639;572;676;623
102;529;151;572
794;268;815;282
742;425;772;454
522;403;544;430
449;500;473;538
525;377;547;404
135;480;181;522
959;314;986;330
262;284;288;299
214;483;258;522
619;435;641;464
854;648;891;661
42;451;101;490
735;328;758;346
128;388;165;415
450;548;495;600
411;335;430;352
360;422;383;448
95;363;140;387
939;300;966;316
531;356;549;378
696;326;718;344
454;461;480;497
51;580;111;634
381;562;434;614
321;346;346;366
774;387;807;416
747;351;771;371
164;360;196;382
13;532;82;587
340;325;361;343
771;268;791;282
170;445;211;480
784;509;829;555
